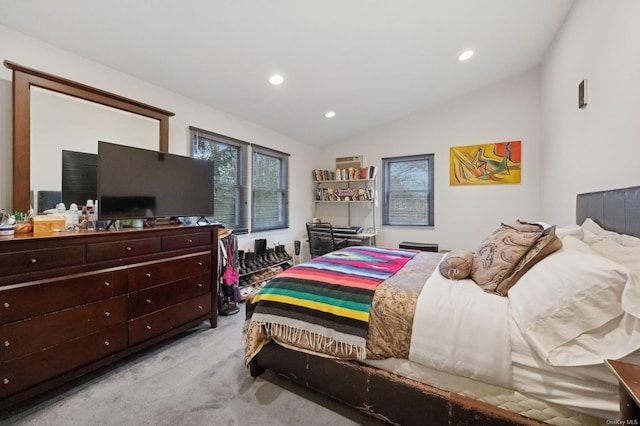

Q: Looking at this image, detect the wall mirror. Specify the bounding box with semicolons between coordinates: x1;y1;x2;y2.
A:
5;61;174;213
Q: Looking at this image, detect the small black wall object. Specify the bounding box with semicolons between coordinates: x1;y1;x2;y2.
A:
294;240;301;255
578;79;588;109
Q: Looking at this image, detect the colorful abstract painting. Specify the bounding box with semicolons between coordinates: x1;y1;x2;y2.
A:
450;141;521;185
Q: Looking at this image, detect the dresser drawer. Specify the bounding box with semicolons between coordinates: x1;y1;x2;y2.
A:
162;231;212;251
1;269;127;324
86;237;162;262
128;273;211;318
0;324;128;398
128;293;211;346
128;252;211;291
1;296;127;362
0;246;85;277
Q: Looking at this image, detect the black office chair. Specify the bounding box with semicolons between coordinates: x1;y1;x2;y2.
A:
306;222;349;258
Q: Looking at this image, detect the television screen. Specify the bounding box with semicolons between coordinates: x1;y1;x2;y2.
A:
97;141;215;220
62;150;97;208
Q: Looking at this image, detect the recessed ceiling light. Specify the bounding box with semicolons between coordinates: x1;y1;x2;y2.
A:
269;74;284;85
324;111;336;118
458;50;474;61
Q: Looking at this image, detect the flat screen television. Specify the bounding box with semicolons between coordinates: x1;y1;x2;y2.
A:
97;141;215;220
62;150;97;208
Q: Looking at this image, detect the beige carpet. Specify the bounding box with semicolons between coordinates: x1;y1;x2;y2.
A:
0;310;384;426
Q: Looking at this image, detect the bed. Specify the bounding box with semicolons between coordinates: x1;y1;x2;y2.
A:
244;186;640;425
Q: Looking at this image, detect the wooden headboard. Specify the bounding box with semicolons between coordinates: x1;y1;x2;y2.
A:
576;185;640;238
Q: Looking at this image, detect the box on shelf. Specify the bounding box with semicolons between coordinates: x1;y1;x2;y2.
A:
31;215;66;233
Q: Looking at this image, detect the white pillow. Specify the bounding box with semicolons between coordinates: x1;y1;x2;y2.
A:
580;234;640;318
555;223;584;240
582;218;640;247
509;236;640;366
558;232;593;253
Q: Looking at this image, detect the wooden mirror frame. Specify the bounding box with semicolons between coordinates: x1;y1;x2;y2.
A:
4;61;175;212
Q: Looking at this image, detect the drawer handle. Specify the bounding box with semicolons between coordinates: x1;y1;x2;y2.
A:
104;311;111;317
197;283;203;288
187;239;193;243
3;302;9;308
197;262;203;266
146;325;152;330
104;281;110;287
4;340;9;347
3;378;8;385
145;273;152;278
198;305;203;310
104;341;110;346
30;258;37;264
126;247;132;251
145;299;152;304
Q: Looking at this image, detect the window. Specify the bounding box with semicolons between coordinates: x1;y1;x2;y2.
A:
382;154;434;226
190;127;249;232
252;144;289;232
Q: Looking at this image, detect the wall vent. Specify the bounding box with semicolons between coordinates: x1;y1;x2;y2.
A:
335;155;363;170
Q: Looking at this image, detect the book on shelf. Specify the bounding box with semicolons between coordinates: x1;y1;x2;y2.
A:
315;186;374;201
313;166;377;181
313;169;335;181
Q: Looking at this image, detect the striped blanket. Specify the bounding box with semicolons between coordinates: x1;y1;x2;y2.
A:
248;246;417;360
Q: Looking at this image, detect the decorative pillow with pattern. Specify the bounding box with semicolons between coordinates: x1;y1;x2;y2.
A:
496;225;562;296
439;250;474;280
471;220;544;293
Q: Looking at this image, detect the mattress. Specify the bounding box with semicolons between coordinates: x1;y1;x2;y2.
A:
364;316;640;425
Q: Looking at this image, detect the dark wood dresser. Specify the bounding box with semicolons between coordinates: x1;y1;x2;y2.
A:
606;359;640;423
0;224;218;408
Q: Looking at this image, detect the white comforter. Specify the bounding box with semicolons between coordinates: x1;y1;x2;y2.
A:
409;262;512;388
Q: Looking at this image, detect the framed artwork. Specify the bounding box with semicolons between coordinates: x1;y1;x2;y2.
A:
450;140;521;185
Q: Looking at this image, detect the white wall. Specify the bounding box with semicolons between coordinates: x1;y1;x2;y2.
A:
0;25;319;253
3;0;636;253
322;0;640;249
324;70;542;250
539;0;640;226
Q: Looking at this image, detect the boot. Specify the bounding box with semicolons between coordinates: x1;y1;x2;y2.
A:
278;244;291;261
254;238;266;256
238;250;247;274
273;243;284;262
267;247;277;264
259;239;269;266
244;251;257;273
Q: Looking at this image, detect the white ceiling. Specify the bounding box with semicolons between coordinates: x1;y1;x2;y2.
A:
0;0;574;146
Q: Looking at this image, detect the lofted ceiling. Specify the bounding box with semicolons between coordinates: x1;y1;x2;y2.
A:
0;0;574;146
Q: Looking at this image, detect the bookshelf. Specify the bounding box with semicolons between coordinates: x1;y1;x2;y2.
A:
312;172;378;246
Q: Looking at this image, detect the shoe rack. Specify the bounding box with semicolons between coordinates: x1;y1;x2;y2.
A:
238;238;292;300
